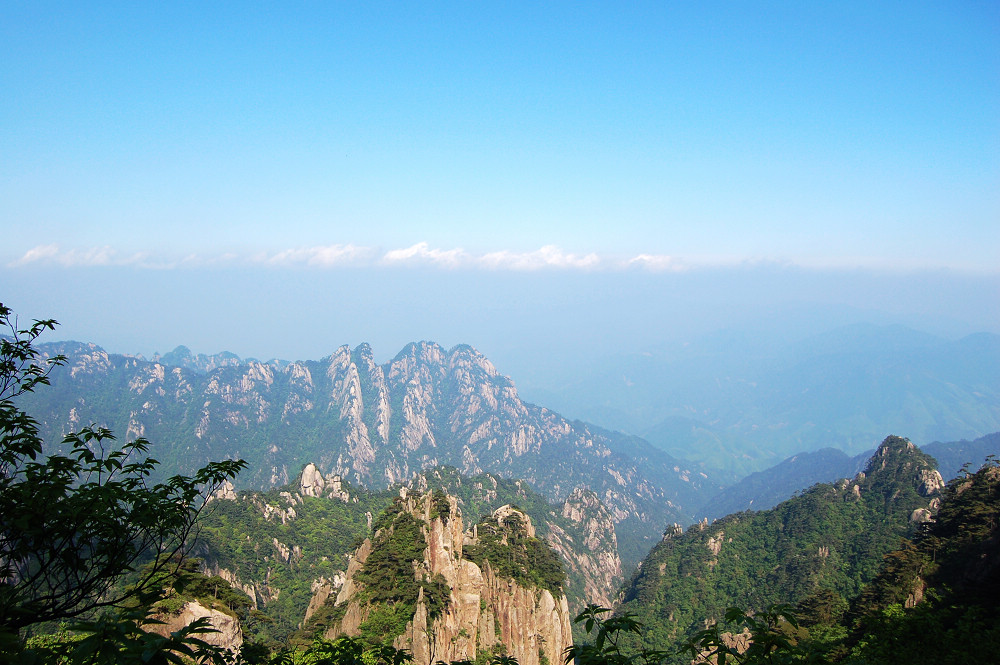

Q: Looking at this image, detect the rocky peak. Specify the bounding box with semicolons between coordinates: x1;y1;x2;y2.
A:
291;463;354;502
864;435;922;474
448;344;500;379
351;342;378;369
299;463;326;497
663;523;684;540
391;341;448;376
210;480;238;502
859;435;942;502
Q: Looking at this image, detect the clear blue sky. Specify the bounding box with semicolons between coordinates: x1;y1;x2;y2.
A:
2;2;998;370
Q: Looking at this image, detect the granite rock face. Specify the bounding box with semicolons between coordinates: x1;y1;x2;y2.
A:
148;600;243;653
324;491;572;665
545;488;623;609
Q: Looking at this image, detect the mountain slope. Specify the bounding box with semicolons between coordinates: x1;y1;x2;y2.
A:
617;436;943;659
842;459;1000;663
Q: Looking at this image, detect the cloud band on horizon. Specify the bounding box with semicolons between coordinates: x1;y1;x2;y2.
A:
6;242;986;274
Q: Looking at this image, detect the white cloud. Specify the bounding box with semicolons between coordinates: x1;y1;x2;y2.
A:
10;244;62;266
479;245;602;271
626;253;686;272
9;244;151;268
380;242;470;268
10;242;805;274
261;244;376;267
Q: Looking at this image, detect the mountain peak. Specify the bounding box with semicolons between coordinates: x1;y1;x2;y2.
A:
864;435;932;475
857;435;943;502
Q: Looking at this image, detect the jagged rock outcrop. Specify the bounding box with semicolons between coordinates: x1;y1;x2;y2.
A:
211;479;238;502
298;462;352;501
545;488;623;609
322;491;572;665
148;600;243;653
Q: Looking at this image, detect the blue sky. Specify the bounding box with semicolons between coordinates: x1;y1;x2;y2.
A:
2;2;998;373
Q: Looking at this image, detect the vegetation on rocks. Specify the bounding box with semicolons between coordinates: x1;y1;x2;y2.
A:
464;511;565;598
353;502;452;645
618;436;943;659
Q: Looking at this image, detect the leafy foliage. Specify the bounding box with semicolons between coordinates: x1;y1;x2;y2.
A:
0;302;245;662
681;605;817;665
563;605;670;665
58;609;230;665
270;635;413;665
566;604;816;665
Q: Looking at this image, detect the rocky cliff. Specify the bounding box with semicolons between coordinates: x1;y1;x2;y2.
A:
196;463;619;646
319;490;573;665
547;488;623;609
406;467;624;614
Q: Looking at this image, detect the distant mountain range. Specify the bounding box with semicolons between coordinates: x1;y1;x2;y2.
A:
24;339;719;569
922;431;1000;480
520;324;1000;474
20;329;999;568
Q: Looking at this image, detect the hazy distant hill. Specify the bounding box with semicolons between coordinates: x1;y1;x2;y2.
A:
523;324;1000;473
922;431;1000;480
697;447;870;521
23;339;719;568
697;431;1000;520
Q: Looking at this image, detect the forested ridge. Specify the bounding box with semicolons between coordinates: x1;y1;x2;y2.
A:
617;436;943;659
